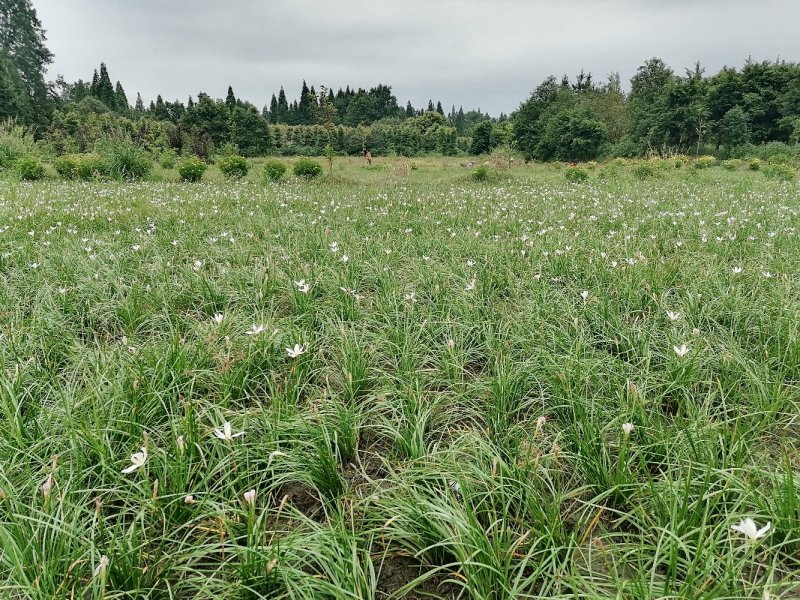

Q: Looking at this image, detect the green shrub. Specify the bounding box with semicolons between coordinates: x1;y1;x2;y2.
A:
564;167;589;182
14;156;45;181
693;156;717;169
159;149;178;169
177;157;207;182
763;164;796;181
767;153;792;166
632;163;656;180
748;159;762;171
263;160;287;182
672;154;690;168
472;165;491;181
0;120;36;170
293;158;323;180
721;159;738;171
218;155;249;178
54;153;107;180
98;137;151;180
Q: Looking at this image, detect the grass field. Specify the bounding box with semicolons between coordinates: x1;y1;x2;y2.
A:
0;159;798;599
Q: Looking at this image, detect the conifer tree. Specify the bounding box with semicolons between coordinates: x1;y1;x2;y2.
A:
134;92;145;113
114;81;128;112
225;85;236;108
427;99;435;112
276;87;289;123
268;93;278;123
436;100;444;115
95;62;116;110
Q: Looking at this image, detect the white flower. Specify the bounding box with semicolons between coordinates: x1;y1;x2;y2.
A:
121;446;148;474
731;266;743;274
29;262;40;269
214;421;244;441
243;489;256;505
184;495;195;505
622;422;634;436
176;435;185;452
57;287;68;295
580;290;589;301
536;415;547;430
465;277;476;291
666;311;681;321
673;344;690;357
294;279;311;293
731;518;771;541
340;254;349;263
192;259;203;271
446;338;455;349
212;313;224;324
131;244;140;251
41;474;53;498
245;324;267;336
286;343;306;358
93;555;109;578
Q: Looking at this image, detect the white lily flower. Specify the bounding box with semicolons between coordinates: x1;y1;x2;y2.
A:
673;344;690;357
245;324;267;336
731;266;743;274
580;290;589;300
465;277;476;291
666;311;681;321
243;489;256;505
731;518;771;541
212;313;224;324
286;343;306;358
622;422;634;436
93;555;109;578
121;446;148;474
214;421;244;441
294;280;311;293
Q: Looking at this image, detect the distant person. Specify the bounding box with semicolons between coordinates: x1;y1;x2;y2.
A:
365;150;372;165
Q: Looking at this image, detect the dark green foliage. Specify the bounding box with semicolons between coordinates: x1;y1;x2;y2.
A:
293;158;322;179
537;107;608;162
470;121;494;154
564;167;589;182
97;136;151;180
177;156;206;181
229;106;271;156
0;0;53;127
217;155;248;178
14;154;44;180
263;160;287;182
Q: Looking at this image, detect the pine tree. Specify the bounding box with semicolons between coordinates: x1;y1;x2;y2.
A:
90;69;99;96
427;99;435;112
298;80;312;124
225;85;236;108
268;93;278;123
276;87;288;123
114;81;128;112
187;95;194;108
436;101;444;115
95;62;116;110
134;92;144;113
405;101;415;118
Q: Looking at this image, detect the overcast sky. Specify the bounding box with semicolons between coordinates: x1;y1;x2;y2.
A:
32;0;800;116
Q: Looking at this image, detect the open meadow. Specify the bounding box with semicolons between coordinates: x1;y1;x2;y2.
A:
0;159;798;599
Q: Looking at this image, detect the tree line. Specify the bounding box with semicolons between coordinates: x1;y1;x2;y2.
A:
2;0;799;161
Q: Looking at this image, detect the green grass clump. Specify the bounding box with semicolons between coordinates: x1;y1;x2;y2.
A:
0;160;797;598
